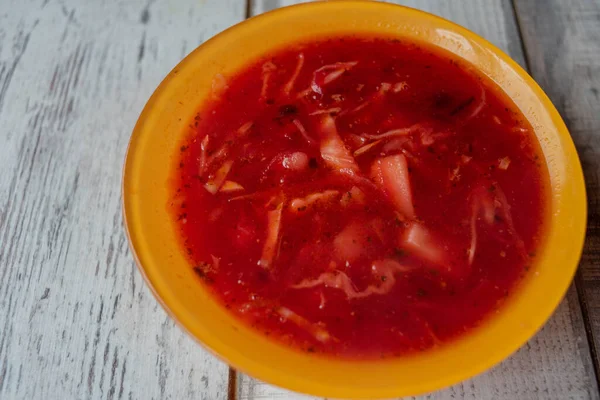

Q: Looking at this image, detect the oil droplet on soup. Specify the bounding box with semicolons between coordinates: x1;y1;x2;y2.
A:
171;36;549;359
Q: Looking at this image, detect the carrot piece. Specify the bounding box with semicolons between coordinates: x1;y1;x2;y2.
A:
498;156;511;170
289;190;339;212
236;121;253;137
219;180;244;193
258;201;284;269
198;135;209;175
393;81;408;92
204;160;233;194
373;154;415;219
353;139;383;157
309;108;342;116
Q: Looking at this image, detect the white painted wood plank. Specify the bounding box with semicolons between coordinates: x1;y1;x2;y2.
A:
0;0;244;399
237;1;599;399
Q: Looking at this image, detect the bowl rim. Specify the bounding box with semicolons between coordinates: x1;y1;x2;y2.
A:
122;1;587;398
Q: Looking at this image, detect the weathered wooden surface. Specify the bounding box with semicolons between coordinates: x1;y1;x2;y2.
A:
514;0;600;382
236;1;600;398
0;0;244;399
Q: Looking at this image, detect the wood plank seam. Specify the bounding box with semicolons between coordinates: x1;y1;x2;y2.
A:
507;0;532;72
228;366;238;400
511;0;600;389
576;269;600;386
246;0;253;19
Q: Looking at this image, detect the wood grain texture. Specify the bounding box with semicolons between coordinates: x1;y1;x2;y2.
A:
0;0;244;399
236;1;600;399
513;0;600;381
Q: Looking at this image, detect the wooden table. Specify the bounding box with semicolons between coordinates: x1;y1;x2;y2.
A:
1;0;598;398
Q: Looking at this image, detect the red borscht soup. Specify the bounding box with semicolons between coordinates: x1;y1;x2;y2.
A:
170;37;549;359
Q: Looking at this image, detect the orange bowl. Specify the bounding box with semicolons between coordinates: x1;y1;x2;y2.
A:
122;2;586;398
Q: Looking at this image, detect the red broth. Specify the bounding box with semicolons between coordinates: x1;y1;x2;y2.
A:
170;37;549;359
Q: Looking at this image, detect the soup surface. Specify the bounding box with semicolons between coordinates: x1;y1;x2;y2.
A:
171;37;548;359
